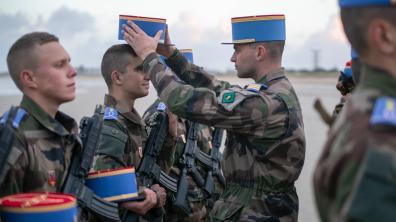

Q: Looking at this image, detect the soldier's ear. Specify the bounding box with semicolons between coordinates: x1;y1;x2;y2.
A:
111;70;123;86
368;18;395;55
20;69;37;89
256;44;267;61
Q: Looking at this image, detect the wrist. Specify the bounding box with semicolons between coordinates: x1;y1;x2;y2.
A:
154;190;161;207
140;50;156;61
167;47;178;59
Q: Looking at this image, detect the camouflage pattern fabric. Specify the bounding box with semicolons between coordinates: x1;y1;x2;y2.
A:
91;94;172;222
141;51;305;221
0;95;80;196
92;94;146;171
143;99;223;222
313;66;396;222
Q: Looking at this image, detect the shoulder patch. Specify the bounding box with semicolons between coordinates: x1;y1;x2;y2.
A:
104;107;119;120
222;92;235;103
370;97;396;127
245;83;268;93
217;87;260;111
0;107;27;128
157;102;167;111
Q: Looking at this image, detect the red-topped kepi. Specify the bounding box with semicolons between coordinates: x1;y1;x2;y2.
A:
0;193;78;222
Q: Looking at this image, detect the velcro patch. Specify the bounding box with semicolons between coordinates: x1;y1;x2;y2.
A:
218;87;260;112
245;83;268;93
222;92;235;103
157;102;167;111
104;107;119;120
370;97;396;127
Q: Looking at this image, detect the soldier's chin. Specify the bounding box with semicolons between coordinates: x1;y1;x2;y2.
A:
63;94;76;103
237;72;250;79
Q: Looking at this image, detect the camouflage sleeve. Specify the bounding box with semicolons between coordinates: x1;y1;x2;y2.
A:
165;49;230;94
92;121;129;171
335;148;396;221
0;135;28;196
142;53;274;137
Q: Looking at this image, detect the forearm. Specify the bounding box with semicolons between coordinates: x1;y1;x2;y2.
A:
142;53;269;135
164;50;230;93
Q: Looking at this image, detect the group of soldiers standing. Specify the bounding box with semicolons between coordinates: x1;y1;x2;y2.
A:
1;0;395;221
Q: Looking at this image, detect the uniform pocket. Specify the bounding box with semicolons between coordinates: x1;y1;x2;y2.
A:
210;198;244;221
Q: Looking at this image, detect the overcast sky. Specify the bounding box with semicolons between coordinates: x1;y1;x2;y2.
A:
0;0;351;72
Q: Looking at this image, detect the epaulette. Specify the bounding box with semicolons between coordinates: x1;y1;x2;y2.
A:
103;107;119;120
370;97;396;127
245;83;268;93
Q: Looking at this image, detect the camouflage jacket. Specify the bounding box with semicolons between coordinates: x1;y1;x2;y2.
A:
93;94;175;172
141;50;306;221
0;95;80;196
92;94;146;171
313;66;396;222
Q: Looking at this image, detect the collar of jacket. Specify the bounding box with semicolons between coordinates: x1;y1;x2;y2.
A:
359;65;396;98
256;68;286;86
103;94;144;126
20;95;77;136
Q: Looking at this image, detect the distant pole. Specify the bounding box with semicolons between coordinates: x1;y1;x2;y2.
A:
312;49;321;71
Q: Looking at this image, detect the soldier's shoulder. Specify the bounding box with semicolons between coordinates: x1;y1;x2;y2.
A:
217;85;269;112
369;96;396;129
0;107;42;136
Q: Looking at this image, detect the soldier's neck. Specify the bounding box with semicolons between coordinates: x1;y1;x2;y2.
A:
109;90;135;112
254;61;282;82
364;51;396;79
25;93;59;118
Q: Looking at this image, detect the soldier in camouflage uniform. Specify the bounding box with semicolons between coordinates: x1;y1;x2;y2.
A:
122;14;305;221
314;55;362;127
91;44;170;220
331;60;357;120
313;0;396;221
0;32;79;197
144;99;223;222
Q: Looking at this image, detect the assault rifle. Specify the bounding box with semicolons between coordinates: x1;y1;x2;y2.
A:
0;107;26;185
174;121;206;214
192;128;225;193
138;102;178;193
204;128;226;194
137;102;178;222
61;105;120;221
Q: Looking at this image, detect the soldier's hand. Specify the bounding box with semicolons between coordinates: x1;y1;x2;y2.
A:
123;21;162;61
167;111;178;139
151;184;167;207
157;27;176;58
120;188;157;215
